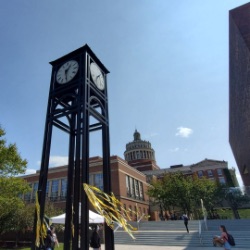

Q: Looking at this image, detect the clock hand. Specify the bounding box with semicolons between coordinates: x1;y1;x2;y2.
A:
96;74;101;81
65;64;71;79
65;71;67;81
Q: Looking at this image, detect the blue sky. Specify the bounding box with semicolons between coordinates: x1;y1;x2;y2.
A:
1;1;248;185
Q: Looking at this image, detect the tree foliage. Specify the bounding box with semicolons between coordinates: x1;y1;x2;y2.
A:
0;125;30;235
224;188;250;219
0;127;27;176
147;172;222;218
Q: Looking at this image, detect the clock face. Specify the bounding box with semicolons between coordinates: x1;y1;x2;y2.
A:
90;62;105;90
56;60;79;84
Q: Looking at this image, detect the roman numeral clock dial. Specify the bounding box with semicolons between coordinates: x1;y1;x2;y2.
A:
56;60;79;84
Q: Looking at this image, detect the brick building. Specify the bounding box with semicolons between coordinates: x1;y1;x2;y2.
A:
229;2;250;186
22;130;237;221
143;159;238;187
22;155;152;221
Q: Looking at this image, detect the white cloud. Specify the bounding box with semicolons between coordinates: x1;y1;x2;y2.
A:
24;169;37;175
49;156;68;167
176;127;193;138
144;132;159;139
170;147;180;152
37;156;69;168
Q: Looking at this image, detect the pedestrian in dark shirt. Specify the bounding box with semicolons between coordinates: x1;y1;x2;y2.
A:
183;214;189;233
90;225;101;250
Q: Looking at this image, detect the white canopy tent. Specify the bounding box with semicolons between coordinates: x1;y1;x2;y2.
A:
51;210;104;224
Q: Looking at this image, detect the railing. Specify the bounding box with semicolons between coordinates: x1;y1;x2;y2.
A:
137;213;145;230
114;222;122;233
199;220;203;245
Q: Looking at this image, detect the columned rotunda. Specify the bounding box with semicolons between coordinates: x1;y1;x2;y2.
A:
124;130;160;171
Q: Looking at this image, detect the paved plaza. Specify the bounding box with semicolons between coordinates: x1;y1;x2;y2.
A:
102;245;248;250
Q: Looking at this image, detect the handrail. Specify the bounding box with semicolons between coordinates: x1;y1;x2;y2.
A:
137;213;145;230
204;215;208;231
114;222;122;233
199;220;203;245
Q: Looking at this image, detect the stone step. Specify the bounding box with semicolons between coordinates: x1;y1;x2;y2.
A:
114;231;201;246
201;226;250;248
114;220;250;248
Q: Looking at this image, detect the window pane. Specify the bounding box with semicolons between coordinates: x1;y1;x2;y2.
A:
46;181;50;197
135;180;139;199
139;182;144;200
94;173;103;190
207;170;213;177
32;182;38;200
51;180;59;196
198;170;203;178
126;176;130;196
61;179;67;199
217;169;223;176
129;177;135;198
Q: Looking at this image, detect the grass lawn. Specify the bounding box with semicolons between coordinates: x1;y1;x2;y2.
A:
0;243;64;250
216;208;250;219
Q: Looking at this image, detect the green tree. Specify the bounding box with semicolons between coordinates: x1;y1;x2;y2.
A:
148;172;193;215
0;125;30;235
190;175;223;218
224;188;250;219
147;172;223;219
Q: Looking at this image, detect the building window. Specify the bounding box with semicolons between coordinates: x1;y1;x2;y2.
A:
126;175;144;201
219;177;226;184
207;170;213;177
61;179;67;200
89;174;94;185
129;177;135;198
46;181;50;197
126;176;130;196
51;179;59;201
197;170;203;178
134;180;139;199
31;182;38;201
139;182;144;200
217;169;223;176
94;173;103;190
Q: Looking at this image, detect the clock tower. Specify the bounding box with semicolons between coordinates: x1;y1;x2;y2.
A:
33;44;114;250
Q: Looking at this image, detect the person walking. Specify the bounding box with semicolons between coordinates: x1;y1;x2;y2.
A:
183;214;189;233
90;225;101;250
52;227;59;248
213;225;231;250
45;226;56;250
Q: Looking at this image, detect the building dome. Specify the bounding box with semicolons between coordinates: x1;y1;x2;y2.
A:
124;129;156;164
133;129;141;141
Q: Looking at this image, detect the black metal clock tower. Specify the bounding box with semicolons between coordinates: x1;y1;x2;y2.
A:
34;44;114;250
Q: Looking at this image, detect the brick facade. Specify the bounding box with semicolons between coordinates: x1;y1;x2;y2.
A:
22;155;151;221
229;3;250;186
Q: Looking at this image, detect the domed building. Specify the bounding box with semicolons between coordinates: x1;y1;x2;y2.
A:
124;129;160;172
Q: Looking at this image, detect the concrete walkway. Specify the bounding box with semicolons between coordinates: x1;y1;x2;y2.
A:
101;245;248;250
